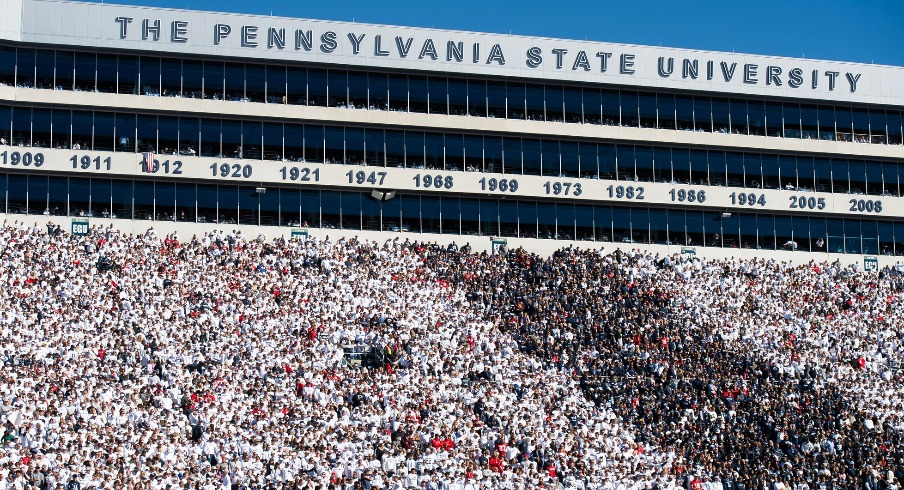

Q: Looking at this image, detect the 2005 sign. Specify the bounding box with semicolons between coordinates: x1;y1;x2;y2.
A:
788;196;826;210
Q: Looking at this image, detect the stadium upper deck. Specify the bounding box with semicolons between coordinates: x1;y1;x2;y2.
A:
0;0;902;266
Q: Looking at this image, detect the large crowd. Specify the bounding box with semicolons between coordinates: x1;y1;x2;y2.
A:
0;221;902;490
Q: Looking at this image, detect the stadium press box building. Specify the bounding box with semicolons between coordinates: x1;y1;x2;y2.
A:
0;0;903;265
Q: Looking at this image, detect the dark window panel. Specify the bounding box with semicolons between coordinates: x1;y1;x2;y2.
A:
525;84;544;121
286;67;306;105
182;59;203;99
729;99;747;135
428;77;447;115
265;65;286;104
467;79;486;117
203;61;224;100
638;93;657;128
160;58;181;97
223;62;245;101
140;56;161;96
0;47;15;86
307;69;327;106
408;75;428;113
620;91;639;127
56;51;74;91
506;82;525;120
387;74;407;112
245;64;266;103
369;72;388;110
347;71;368;109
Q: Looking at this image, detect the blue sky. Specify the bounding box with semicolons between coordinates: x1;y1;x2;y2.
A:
83;0;904;67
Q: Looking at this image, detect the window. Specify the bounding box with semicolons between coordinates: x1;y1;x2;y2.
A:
140;57;161;96
308;69;328;106
440;197;459;234
638;93;657;128
347;71;368;109
869;110;887;144
178;117;199;156
284;123;303;162
401;195;420;233
427;77;449;114
160;58;181;97
387;75;408;112
800;105;818;140
199;119;220;157
633;146;653;182
521;139;541;176
304;125;324;162
182;60;203;99
408;76;428;113
55;51;74;91
365;128;384;167
444;133;463;171
224;63;245;101
675;95;694;131
47;176;67;216
369;72;388;110
245;64;266;103
158;116;178;155
345;127;364;165
327;70;347;107
506;83;525;119
747;100;765;136
729;99;747;135
852;110;870;143
546;85;564;122
197;184;217;223
525;84;544;121
33;50;54;89
693;97;711;132
262;122;283;161
563;87;583;124
764;102;782;137
203;61;224;100
711;98;729;134
0;47;14;86
594;206;611;242
71;111;93;150
467;79;486;117
480;200;498;236
428;77;447;115
498;201;518;237
388;74;409;111
583;89;602;125
385;130;405;168
51;109;71;149
620;92;639;127
286;67;306;105
487;82;506;118
74;53;101;94
887;112;902;145
264;65;286;104
16;49;35;88
362;190;381;231
31;109;50;148
541;140;559;177
658;94;676;130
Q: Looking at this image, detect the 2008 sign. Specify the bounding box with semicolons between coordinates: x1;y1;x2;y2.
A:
849;198;882;213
